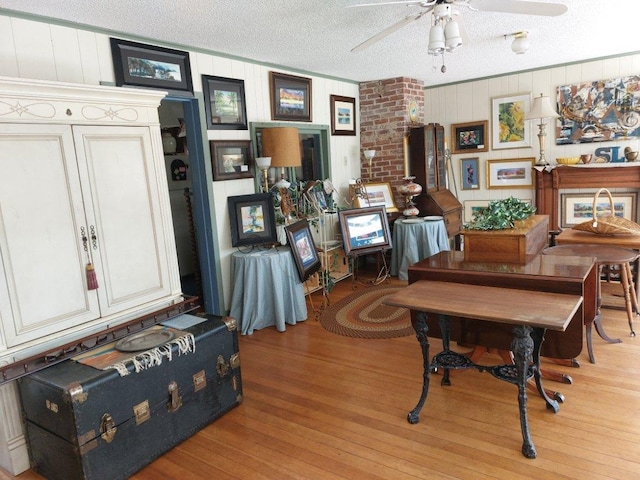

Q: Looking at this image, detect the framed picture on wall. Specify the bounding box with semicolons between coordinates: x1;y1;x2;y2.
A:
451;121;488;154
227;193;277;247
491;93;531;150
486;158;535;189
210;140;254;181
460;157;480;190
269;71;312;122
330;95;356;135
561;192;637;228
202;75;248;130
463;200;489;223
110;38;193;93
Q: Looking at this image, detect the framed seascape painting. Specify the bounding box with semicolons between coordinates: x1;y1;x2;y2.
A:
110;38;193;93
202;75;248;130
354;182;399;213
491;94;531;150
330;95;356;135
451;121;488;154
285;219;322;282
486;158;535;189
227;193;277;247
561;192;637;228
338;206;392;257
460;157;480;190
463;200;489;223
210;140;253;181
269;71;312;122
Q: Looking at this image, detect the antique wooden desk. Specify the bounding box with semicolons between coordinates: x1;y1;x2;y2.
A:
384;280;582;459
408;251;597;362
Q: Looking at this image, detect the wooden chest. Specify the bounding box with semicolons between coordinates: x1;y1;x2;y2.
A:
18;314;242;480
462;214;549;264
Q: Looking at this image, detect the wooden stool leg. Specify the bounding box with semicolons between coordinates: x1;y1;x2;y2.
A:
621;262;637;337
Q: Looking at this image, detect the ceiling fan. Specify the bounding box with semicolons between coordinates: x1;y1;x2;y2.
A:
350;0;568;53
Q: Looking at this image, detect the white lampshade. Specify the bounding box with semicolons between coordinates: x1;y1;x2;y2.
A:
511;33;530;54
444;19;462;51
255;156;271;169
363;149;376;160
428;24;445;55
525;93;559;120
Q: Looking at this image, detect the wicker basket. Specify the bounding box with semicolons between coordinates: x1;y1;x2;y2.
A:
572;188;640;235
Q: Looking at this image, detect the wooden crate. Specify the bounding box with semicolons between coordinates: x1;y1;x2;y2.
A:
462;215;549;264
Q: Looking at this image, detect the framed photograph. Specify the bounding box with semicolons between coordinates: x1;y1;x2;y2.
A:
486;158;535;189
210;140;254;181
202;75;247;130
491;93;531;150
338;206;392;257
354;182;399;213
269;71;312;122
561;192;637;228
451;121;488;154
227;193;277;247
285;219;322;282
110;38;192;93
330;95;356;135
463;200;489;223
460;157;480;190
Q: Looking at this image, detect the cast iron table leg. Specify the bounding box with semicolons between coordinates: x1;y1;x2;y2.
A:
512;325;537;459
408;311;429;424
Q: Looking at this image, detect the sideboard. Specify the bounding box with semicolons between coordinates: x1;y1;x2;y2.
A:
534;164;640;230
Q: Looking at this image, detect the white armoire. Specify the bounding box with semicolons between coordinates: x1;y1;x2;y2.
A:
0;76;182;474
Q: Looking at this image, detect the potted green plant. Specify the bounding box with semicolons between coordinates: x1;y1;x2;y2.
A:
464;197;536;231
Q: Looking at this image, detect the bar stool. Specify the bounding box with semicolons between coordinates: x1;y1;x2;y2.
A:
543;244;639;362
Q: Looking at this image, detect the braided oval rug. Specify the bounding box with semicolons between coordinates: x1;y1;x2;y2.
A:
319;285;413;339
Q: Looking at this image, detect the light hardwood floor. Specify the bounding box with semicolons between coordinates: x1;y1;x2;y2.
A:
3;276;640;480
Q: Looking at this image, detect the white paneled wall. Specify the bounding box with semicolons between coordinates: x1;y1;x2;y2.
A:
425;54;640;223
0;13;361;313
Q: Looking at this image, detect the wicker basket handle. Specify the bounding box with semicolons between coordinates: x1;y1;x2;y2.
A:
591;188;614;228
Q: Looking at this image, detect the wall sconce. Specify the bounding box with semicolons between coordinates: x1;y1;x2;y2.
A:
525;93;560;166
506;31;529;54
255;156;271;192
363;149;376;180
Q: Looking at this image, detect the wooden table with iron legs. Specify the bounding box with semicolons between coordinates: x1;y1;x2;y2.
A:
384;280;582;459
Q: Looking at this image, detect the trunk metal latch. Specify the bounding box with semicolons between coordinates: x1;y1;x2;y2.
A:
100;413;117;443
167;381;182;412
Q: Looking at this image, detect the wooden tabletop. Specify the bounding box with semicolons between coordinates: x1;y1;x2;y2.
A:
383;280;582;331
543;244;639;264
556;229;640;249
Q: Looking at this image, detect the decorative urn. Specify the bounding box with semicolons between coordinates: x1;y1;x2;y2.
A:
397;176;422;217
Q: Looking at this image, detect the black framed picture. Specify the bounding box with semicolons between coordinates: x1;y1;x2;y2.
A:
228;193;277;247
202;75;248;130
269;71;312;122
210;140;254;181
285;219;322;282
330;95;356;136
451;120;488;154
110;38;193;93
338;206;392;257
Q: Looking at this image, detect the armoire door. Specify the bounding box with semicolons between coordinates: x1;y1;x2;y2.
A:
72;125;172;317
0;124;100;347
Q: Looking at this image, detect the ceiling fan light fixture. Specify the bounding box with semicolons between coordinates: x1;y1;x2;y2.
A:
428;23;445;55
444;19;462;51
511;31;530;54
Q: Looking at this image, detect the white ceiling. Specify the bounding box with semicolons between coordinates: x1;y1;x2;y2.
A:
2;0;640;87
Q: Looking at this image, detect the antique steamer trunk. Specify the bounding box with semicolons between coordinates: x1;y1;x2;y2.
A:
18;314;242;480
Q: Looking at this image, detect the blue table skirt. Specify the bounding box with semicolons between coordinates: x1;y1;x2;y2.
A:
230;247;307;335
390;219;450;280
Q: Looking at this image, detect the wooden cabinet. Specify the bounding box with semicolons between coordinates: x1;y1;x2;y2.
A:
0;77;181;351
409;123;462;240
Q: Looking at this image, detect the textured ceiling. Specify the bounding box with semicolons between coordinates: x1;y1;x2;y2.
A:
1;0;639;87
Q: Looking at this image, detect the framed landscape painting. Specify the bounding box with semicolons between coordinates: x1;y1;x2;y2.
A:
486;158;535;189
338;206;392;257
227;193;277;247
330;95;357;135
269;71;312;122
202;75;248;130
110;38;193;93
354;182;399;213
561;192;637;228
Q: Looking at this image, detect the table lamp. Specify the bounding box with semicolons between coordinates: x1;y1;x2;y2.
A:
525;93;560;166
261;127;301;189
255;156;271;192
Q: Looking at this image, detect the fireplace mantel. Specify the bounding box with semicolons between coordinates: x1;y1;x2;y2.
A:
535;164;640;230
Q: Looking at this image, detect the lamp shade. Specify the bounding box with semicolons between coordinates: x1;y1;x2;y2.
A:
444;19;462;51
255;156;271;169
261;127;301;168
524;94;560;120
511;34;530;54
428;24;445;55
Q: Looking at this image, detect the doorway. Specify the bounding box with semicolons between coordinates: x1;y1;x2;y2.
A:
159;97;222;314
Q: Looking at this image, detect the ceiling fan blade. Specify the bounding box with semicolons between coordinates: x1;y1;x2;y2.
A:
351;11;427;52
347;1;435;8
470;0;568;16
